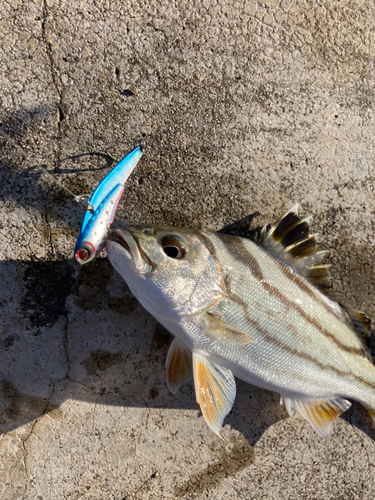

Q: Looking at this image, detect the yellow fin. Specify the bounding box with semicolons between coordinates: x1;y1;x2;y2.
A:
285;397;351;438
206;313;256;345
193;353;236;436
165;338;192;395
366;408;375;427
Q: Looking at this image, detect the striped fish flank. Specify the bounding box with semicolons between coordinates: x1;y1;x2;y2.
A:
106;206;375;438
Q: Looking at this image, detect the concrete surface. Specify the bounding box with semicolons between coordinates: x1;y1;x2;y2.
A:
1;0;375;498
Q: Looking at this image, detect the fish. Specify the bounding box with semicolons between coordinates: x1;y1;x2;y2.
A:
74;145;143;264
105;205;374;438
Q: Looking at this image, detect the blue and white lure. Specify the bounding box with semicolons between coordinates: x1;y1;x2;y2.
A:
74;144;143;264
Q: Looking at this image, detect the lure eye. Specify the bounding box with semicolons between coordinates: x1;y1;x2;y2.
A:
75;242;95;263
161;236;186;259
76;248;90;262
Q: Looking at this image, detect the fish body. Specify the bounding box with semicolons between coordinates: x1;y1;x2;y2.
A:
75;145;143;264
106;207;374;437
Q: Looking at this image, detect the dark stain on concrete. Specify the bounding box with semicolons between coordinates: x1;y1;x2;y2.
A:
72;258;138;315
148;387;159;399
3;334;19;349
174;433;255;497
81;349;123;376
20;260;75;332
0;378;59;433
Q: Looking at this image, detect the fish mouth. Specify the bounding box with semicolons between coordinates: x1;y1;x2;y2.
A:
107;229;152;275
110;230;131;255
107;229;133;259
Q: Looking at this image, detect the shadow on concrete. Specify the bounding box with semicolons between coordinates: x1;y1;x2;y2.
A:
1;116;374;446
0;108;119;231
1;256;375;448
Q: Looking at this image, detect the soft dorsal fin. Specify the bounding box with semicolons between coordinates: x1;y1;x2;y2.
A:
284;397;351;438
338;304;373;361
257;204;332;293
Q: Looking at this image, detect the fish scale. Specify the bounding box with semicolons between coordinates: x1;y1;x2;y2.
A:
106;205;375;438
208;233;372;397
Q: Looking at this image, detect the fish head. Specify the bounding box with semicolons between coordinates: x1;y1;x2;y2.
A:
106;226;223;321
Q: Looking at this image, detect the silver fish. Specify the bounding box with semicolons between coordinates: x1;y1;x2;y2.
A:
106;206;374;437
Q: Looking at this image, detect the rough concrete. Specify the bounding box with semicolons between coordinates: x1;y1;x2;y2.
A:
1;0;375;498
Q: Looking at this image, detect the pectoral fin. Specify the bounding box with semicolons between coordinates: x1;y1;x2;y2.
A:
284;397;351;438
206;313;256;345
192;353;236;436
165;338;193;395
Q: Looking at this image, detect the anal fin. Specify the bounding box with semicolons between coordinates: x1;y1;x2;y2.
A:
366;408;375;427
284;397;351;438
193;353;236;436
165;338;192;395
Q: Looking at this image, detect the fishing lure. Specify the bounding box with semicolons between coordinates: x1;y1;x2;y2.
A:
74;144;143;264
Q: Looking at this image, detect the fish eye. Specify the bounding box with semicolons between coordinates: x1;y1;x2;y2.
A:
142;228;154;235
161;236;186;259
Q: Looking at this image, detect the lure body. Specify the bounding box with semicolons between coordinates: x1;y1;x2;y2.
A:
75;145;143;264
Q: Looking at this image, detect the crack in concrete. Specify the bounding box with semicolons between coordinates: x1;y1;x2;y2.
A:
61;317;71;380
60;317;100;393
141;396;150;430
20;317;74;496
21;381;57;496
41;0;64;166
43;198;55;257
36;0;68;261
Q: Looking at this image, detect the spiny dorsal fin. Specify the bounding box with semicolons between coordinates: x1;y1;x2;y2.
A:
338;304;373;361
258;205;332;294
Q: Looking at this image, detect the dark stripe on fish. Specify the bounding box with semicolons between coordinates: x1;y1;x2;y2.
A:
198;231;229;293
218;233;367;359
273;256;344;322
261;281;367;358
222;306;375;390
217;234;264;281
245;317;358;382
229;291;261;329
198;231;220;262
